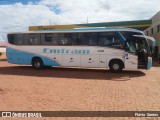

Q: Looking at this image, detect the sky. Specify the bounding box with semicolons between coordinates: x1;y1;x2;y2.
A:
0;0;160;41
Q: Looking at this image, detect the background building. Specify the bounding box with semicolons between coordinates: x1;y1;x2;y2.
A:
29;20;152;31
144;11;160;58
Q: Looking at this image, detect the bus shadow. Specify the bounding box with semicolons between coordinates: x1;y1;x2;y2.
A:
0;58;7;61
152;61;160;67
0;66;145;81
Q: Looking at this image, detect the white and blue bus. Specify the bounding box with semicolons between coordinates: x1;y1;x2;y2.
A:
7;27;153;72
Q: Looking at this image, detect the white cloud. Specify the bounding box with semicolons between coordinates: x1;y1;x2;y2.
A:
0;0;160;41
0;3;60;40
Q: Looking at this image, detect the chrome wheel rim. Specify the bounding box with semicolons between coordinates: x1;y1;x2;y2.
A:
113;64;119;70
35;62;41;68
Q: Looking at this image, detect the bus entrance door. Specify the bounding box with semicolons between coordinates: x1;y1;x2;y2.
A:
124;53;138;70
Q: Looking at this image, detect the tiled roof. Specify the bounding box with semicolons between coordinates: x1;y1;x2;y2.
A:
0;42;7;47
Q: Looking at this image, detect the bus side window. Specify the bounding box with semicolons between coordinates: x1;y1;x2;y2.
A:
14;34;23;45
45;34;52;42
41;33;58;45
89;33;98;46
98;32;121;47
7;34;15;45
71;33;78;45
29;34;40;45
23;34;30;45
43;34;52;45
98;32;112;46
52;34;58;45
59;33;72;45
78;33;98;46
78;33;86;45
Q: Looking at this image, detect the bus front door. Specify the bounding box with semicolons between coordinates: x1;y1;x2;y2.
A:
124;53;138;70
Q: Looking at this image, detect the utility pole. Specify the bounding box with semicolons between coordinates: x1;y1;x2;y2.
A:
87;17;88;24
50;19;52;26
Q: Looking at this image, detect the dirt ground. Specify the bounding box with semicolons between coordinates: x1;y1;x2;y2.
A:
0;55;160;120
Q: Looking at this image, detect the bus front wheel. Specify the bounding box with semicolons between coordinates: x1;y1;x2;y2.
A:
109;60;123;72
32;57;43;69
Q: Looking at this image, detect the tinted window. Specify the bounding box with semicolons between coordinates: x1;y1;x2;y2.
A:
157;25;160;32
98;32;121;46
120;31;143;41
59;33;73;45
7;32;124;46
29;34;40;45
23;34;30;45
45;34;52;42
52;34;58;45
43;34;58;45
146;31;148;36
7;34;15;44
24;34;40;45
14;34;23;45
126;40;137;53
151;28;153;34
78;33;98;46
70;33;78;45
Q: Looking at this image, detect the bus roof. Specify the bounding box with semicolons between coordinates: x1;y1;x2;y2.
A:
8;27;143;34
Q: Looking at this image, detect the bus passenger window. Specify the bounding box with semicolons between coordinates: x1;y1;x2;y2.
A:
89;33;98;46
52;34;58;45
45;34;52;42
7;34;15;44
29;34;40;45
14;34;23;45
99;33;113;46
42;33;56;45
78;33;98;46
78;33;88;45
59;34;72;45
70;33;78;45
98;32;121;47
23;34;29;45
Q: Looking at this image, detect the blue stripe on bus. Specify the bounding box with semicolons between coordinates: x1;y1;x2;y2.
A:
7;47;60;66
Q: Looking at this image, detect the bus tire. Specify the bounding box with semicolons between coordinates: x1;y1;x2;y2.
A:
109;60;124;72
44;66;52;69
32;57;43;69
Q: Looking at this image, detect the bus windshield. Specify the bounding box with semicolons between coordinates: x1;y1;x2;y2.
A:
120;31;150;55
126;37;151;56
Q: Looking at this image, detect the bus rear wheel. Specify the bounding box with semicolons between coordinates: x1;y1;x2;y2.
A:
109;60;123;72
32;58;43;69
